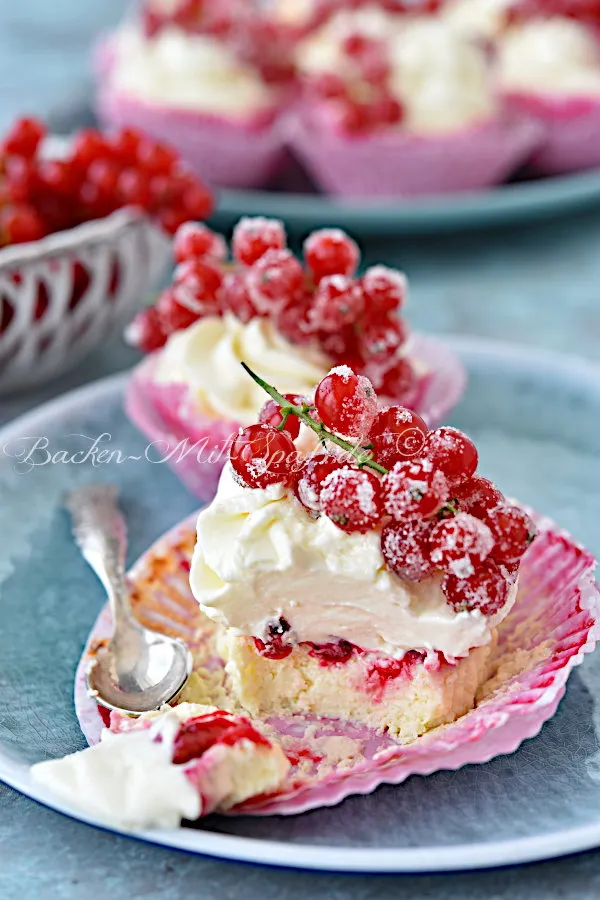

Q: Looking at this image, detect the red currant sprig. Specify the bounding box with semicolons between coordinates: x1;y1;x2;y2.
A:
239;362;389;477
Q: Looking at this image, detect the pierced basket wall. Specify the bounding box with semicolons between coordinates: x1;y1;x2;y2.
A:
0;208;171;395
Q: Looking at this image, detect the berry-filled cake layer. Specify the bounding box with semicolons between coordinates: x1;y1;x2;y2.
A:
217;630;495;742
32;703;290;829
190;365;535;742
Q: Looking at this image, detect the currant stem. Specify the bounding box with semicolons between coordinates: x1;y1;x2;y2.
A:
241;362;389;476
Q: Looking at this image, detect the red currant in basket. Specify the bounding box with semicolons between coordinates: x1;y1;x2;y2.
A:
304;228;359;282
2;116;46;158
0;204;46;245
442;559;510;616
125;306;167;352
360;265;407;315
428;513;494;579
117;168;152;210
369;406;428;469
453;476;503;519
315;368;378;438
247;249;304;315
229;424;296;489
320;467;383;534
294;453;343;513
258;394;306;441
232;216;286;266
71;129;109;169
487;504;536;565
424;427;478;487
308;275;364;331
174;222;227;263
383;458;448;521
381;518;436;582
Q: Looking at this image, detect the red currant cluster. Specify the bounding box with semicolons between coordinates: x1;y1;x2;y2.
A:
0;118;212;248
140;0;296;85
302;0;442;134
129;217;416;400
507;0;600;25
307;38;404;135
230;365;536;617
300;0;443;32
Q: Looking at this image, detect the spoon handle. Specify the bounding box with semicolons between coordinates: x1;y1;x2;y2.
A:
64;484;132;623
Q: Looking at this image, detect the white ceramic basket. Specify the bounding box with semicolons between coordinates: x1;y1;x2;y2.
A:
0;207;171;395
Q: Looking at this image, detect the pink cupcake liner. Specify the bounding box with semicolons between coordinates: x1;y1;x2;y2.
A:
96;83;287;191
74;506;600;818
289;113;543;198
505;92;600;175
124;332;467;502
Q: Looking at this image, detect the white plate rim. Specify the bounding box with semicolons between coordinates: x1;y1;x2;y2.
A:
2;335;600;873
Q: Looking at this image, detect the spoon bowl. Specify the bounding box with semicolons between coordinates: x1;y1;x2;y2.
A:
66;484;193;716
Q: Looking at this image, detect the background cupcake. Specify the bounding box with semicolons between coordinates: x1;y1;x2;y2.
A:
289;0;540;197
96;0;293;189
125;216;466;499
498;2;600;174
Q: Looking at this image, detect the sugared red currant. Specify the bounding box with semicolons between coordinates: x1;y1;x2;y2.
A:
229;424;296;489
453;476;503;519
487;504;536;565
304;228;359;282
428;513;494;578
294;453;343;513
258;394;305;440
232;216;286;266
358;316;408;365
320;467;383;533
156;287;202;333
219;271;258;323
360;265;407;315
373;357;417;401
247;248;304;315
308;274;364;331
424;427;478;487
383;457;448;521
174;222;227;263
315;367;378;438
442;559;510;616
174;258;223;303
125;306;167;353
369;406;428;469
381;518;436;582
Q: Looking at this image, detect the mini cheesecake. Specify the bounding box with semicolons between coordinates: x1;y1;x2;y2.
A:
190;367;534;743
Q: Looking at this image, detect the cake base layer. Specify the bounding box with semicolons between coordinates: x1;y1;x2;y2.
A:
217;630;496;743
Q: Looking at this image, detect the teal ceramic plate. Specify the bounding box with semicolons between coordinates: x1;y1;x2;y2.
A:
1;338;600;872
211;169;600;236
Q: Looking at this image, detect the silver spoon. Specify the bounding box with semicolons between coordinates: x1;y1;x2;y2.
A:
65;484;193;716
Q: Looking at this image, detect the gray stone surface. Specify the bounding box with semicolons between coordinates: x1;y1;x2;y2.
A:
2;1;600;897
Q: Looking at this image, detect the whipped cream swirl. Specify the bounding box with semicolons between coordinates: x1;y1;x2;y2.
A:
153;312;330;424
499;18;600;97
190;465;517;659
111;24;274;115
